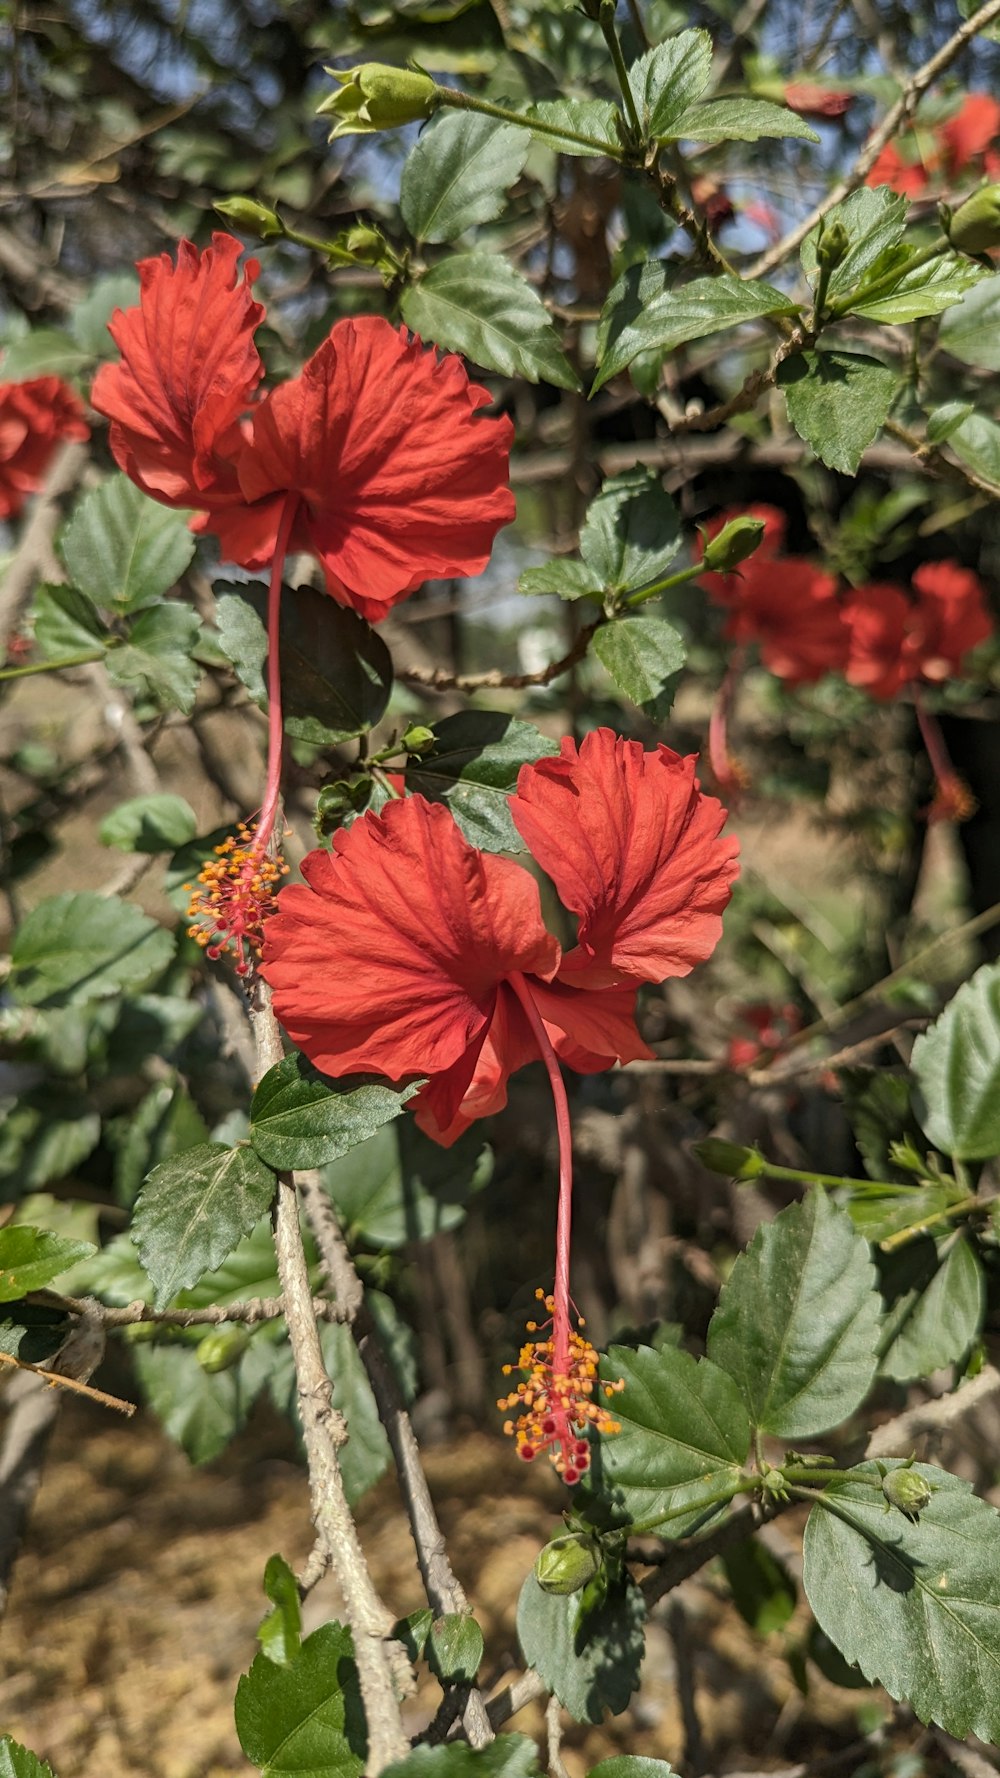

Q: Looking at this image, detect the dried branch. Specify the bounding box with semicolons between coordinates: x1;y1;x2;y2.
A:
398;618;599;694
0;440;88;648
0;1346;134;1415
44;1290;353;1328
866;1365;1000;1459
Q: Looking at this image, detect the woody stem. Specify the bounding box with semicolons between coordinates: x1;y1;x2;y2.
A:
256;492;299;852
508;974;573;1375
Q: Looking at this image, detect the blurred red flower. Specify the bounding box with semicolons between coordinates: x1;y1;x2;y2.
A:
263;728;739;1146
843;561;993;698
784;83;853;119
866;92;1000;197
0;376;90;520
91;232;515;624
701;505;849;684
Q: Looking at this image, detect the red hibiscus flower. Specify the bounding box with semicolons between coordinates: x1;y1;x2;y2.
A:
91;232;515;626
866;92;1000;197
843;561;992;698
940;93;1000;172
784;82;853;120
701;508;848;685
866;141;931;198
0;376;90;520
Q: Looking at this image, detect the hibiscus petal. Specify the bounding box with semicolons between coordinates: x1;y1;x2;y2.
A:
262;794;560;1084
511;728;739;990
0;377;89;520
236;316;515;619
90;232;263;510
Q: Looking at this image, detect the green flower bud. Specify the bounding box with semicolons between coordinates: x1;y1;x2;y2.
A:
693;1138;767;1180
814;218;850;272
948;184;1000;255
342;225;390;266
700;516;767;576
534;1533;602;1596
196;1325;251;1374
213;197;284;241
121;1319;159;1344
401;724;435;755
881;1465;933;1522
319;64;440;139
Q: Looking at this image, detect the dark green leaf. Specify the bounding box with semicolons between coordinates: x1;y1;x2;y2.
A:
707;1191;881;1437
10;892;174;1007
404;711;559;851
322;1121;491;1248
32;585;109;658
0;1738;57;1778
584;1342;750;1531
258;1554;302;1666
61;475;196;613
839;1070;925;1184
215;583;393;745
801;186;908;300
132;1142;278;1310
848;1181;951;1245
428;1614;484;1683
803;1462;1000;1742
627;30;712;139
524;98;621;157
0;330;90;379
948;412;1000;486
778;351;898;474
0;1226;95;1299
105;604;202;713
850;253;986;324
111;1078;211;1208
579;467;682;594
911;960;1000;1159
401;109;530;242
133;1339;249;1463
382;1739;542;1778
401;254;580;390
250;1052;416;1172
99;793;197;854
669;98;818;143
939;273;1000;367
594;266;797;392
69;273;140;356
0;1088;101;1194
722;1538;797;1636
516;1570;646;1723
878;1237;985;1382
518;560;603;601
590;617;685;718
926;401;976;445
236;1620;366;1778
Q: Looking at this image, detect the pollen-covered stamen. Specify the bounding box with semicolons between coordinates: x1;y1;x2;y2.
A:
914;691;977;825
497;1290;624;1482
185;822;287;977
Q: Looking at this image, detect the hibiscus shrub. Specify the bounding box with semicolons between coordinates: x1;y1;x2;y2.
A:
5;2;1000;1776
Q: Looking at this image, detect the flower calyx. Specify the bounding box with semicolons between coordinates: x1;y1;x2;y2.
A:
320;63;440;138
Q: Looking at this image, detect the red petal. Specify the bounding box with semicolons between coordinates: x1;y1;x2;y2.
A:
511;729;739;990
941;94;1000;171
262;795;560;1085
722;557;849;683
843;583;912;700
910;561;993;679
865;143;931;196
90;233;263;510
0;377;89;519
236;316;515;621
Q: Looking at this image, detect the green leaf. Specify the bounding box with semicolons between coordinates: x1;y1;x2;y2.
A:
105;603;202;713
722;1538;797;1636
69;273;140;357
382;1740;542;1778
594;265;797;392
258;1553;303;1666
911;960;1000;1159
524;98;621;157
0;1088;101;1194
590;616;685;718
215;581;393;744
801;186;908;300
99;793;197;854
585;1342;750;1531
0;330;90;379
133;1339;249;1463
322;1121;491;1249
839;1069;926;1184
878;1237;985;1382
777;351;898;474
939;273;1000;367
10;892;174;1007
627;30;712;140
400;109;530;243
428;1614;484;1683
948;411;1000;486
61;475;196;613
404;711;560;851
579;467;682;594
587;1763;677;1778
0;1226;95;1299
802;1462;1000;1742
250;1052;417;1172
132;1142;278;1310
236;1619;366;1777
401;253;580;390
669;97;818;143
516;1571;646;1723
0;1738;57;1778
707;1191;881;1438
32;585;109;658
110;1078;210;1209
925;401;976;445
850;252;986;324
518;560;603;601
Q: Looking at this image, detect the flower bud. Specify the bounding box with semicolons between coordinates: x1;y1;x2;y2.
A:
814;218;850;271
213;198;283;241
401;724;436;755
342;225;390;266
948;185;1000;255
196;1325;251;1374
319;64;440;138
881;1465;933;1522
700;516;767;576
534;1532;602;1596
693;1138;767;1179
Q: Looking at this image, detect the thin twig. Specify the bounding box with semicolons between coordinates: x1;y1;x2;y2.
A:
545;1696;570;1778
486;1668;548;1729
397;619;599;694
43;1290;353;1328
866;1365;1000;1458
0;1347;134;1415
